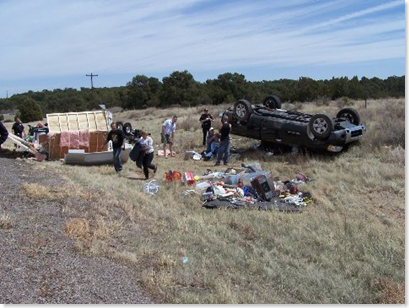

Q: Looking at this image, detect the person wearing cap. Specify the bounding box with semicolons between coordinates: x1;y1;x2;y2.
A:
199;108;214;146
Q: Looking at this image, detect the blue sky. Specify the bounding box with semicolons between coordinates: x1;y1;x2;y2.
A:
0;0;405;98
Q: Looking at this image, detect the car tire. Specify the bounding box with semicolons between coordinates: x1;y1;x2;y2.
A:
123;122;132;135
116;121;124;131
309;114;333;140
234;99;253;122
263;95;282;109
336;108;360;125
133;129;142;139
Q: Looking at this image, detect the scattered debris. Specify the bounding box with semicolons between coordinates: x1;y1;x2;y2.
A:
176;162;313;212
184;151;202;161
143;180;159;195
181;256;189;264
165;170;182;182
7;133;47;162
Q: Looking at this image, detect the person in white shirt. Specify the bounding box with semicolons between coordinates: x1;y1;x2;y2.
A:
138;131;157;180
161;115;177;158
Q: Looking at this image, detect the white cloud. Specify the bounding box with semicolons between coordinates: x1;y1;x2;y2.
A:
0;0;404;86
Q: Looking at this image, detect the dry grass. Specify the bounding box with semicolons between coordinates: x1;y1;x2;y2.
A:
0;213;13;229
64;218;90;238
21;183;90;201
25;98;404;304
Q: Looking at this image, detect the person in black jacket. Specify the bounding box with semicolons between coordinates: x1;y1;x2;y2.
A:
0;121;9;150
101;122;125;173
199;108;213;146
12;117;25;138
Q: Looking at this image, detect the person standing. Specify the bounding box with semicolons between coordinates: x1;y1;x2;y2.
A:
199;108;213;146
138;131;157;180
12;117;25;138
215;115;231;166
0;121;8;150
101;122;125;173
161;115;177;158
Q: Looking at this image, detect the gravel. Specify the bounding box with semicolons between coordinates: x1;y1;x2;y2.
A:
0;154;153;304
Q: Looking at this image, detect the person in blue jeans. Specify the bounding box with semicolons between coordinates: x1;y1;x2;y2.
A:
215;115;231;166
101;122;125;173
204;128;220;160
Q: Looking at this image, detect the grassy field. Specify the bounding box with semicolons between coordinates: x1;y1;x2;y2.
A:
6;98;405;303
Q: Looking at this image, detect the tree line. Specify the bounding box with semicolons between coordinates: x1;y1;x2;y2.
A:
0;71;404;122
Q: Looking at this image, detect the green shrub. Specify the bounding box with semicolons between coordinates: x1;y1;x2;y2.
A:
19;98;43;122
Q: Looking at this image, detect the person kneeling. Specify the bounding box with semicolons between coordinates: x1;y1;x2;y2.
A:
203;128;220;161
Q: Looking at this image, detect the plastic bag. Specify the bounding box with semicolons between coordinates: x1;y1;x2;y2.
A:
143;180;159;194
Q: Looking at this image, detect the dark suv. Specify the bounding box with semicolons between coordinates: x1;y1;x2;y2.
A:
223;95;366;153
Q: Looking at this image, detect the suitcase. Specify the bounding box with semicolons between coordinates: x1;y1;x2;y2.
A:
250;175;274;201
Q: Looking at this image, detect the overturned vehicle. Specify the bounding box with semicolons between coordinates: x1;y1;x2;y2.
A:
223;95;366;153
116;121;142;143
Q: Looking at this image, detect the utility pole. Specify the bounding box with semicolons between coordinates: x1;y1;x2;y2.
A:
86;73;98;89
86;73;98;106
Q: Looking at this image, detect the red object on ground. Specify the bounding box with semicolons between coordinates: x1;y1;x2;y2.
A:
183;172;195;185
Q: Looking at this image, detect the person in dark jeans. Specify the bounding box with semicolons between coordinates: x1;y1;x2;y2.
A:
215;115;231;166
101;122;125;173
0;121;9;150
12;117;25;138
138;131;157;180
199;108;213;146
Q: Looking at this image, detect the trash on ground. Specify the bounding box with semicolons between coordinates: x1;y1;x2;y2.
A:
158;149;176;157
181;256;189;264
173;161;313;213
165;170;182;182
143;180;159;195
184;151;202;161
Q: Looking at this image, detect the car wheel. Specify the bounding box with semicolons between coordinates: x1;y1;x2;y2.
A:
263;95;282;109
336;108;360;125
116;121;124;131
123;122;133;135
234;99;253;122
133;129;142;139
309;114;333;140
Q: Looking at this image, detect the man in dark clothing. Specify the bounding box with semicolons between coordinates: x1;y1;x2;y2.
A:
0;121;9;150
215;115;231;166
199;108;214;146
12;117;25;138
101;122;125;173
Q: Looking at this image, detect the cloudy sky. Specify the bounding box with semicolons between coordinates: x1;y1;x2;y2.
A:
0;0;405;97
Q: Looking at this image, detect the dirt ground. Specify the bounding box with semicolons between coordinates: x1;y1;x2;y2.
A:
0;151;153;304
